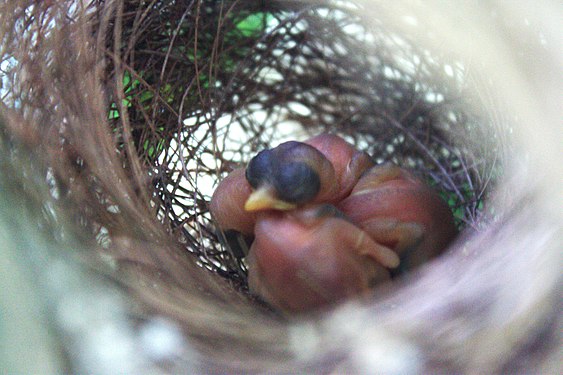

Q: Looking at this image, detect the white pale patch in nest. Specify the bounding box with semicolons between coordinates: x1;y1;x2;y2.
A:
327;304;422;373
288;322;322;361
349;329;421;374
56;286;141;373
139;317;187;362
402;15;419;27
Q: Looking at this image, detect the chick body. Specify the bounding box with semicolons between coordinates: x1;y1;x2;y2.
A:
209;135;457;313
247;206;396;312
338;164;458;270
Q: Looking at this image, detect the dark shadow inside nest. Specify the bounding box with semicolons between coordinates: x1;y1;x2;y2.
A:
107;2;502;293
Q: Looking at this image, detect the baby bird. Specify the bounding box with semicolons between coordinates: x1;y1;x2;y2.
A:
209;134;372;234
243;140;336;211
247;205;399;312
244;134;374;212
209;134;456;312
338;163;458;272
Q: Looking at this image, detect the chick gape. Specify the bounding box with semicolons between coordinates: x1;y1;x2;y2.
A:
210;134;457;313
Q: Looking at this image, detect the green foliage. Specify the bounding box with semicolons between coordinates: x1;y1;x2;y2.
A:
438;184;484;227
107;9;275;163
235;12;272;38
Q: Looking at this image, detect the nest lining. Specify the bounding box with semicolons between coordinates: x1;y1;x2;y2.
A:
99;1;501;285
0;0;500;301
1;0;498;318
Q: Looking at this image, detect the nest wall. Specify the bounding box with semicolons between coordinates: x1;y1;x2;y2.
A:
0;0;560;373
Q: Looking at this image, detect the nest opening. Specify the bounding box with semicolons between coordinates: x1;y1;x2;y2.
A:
114;2;501;289
1;1;506;294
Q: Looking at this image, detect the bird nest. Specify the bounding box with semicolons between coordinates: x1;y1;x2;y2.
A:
104;0;499;285
0;0;560;373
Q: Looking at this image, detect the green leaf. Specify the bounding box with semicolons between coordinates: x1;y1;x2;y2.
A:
235;12;271;37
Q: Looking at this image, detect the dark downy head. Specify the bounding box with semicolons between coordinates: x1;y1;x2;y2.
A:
244;141;332;211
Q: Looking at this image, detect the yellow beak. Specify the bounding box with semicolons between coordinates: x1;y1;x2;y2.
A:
244;186;297;212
